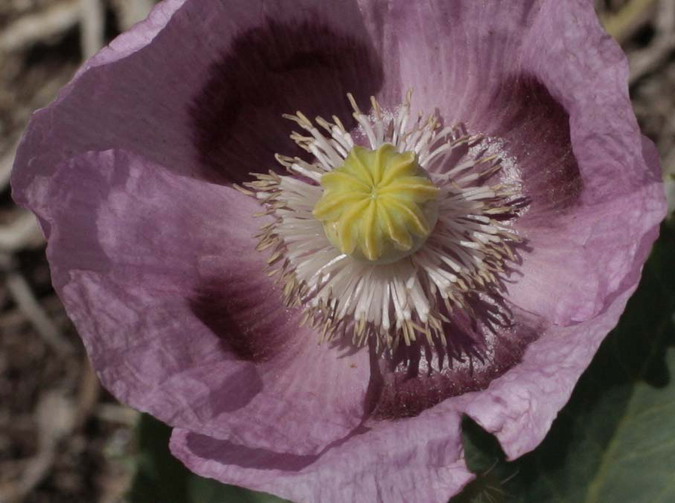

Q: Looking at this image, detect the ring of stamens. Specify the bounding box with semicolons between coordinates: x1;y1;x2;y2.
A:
239;92;524;359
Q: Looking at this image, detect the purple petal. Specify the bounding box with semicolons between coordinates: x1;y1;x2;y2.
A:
369;307;542;419
20;148;370;454
368;0;666;457
76;0;187;72
461;283;643;458
504;3;665;325
508;177;665;325
168;277;646;502
170;408;473;503
12;0;386;202
370;0;665;326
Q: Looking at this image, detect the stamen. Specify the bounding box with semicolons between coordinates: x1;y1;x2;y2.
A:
241;92;525;365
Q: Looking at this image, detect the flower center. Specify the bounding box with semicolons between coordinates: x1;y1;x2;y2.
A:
240;92;525;360
313;144;440;264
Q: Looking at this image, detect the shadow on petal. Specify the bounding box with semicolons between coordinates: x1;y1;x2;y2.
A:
189;277;286;364
185;432;319;472
485;75;583;222
191;18;384;184
369;307;543;420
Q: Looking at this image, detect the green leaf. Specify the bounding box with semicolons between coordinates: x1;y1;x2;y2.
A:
128;415;289;503
453;221;675;503
186;475;287;503
128;414;189;503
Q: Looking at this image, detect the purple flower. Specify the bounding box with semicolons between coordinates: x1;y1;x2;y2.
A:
11;0;666;502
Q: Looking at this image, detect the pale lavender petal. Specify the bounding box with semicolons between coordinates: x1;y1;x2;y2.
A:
12;0;385;205
500;0;665;325
364;0;665;327
170;407;472;503
75;0;187;73
363;0;666;456
370;308;542;419
461;284;641;458
22;149;370;454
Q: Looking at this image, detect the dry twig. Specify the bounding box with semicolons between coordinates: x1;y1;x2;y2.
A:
0;1;81;53
79;0;105;58
5;270;74;356
0;140;18;192
629;0;675;83
111;0;155;30
0;391;77;503
603;0;658;43
0;213;43;252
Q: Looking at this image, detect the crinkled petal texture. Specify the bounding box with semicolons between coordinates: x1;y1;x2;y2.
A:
11;0;665;502
26;149;372;455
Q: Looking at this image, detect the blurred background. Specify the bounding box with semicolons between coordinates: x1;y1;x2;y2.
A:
0;1;673;502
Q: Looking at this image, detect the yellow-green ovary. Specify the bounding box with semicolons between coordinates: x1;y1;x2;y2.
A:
313;144;440;264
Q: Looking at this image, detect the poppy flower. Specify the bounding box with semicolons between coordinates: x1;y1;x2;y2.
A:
11;0;666;502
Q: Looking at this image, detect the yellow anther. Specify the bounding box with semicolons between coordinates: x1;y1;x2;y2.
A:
313;144;440;263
